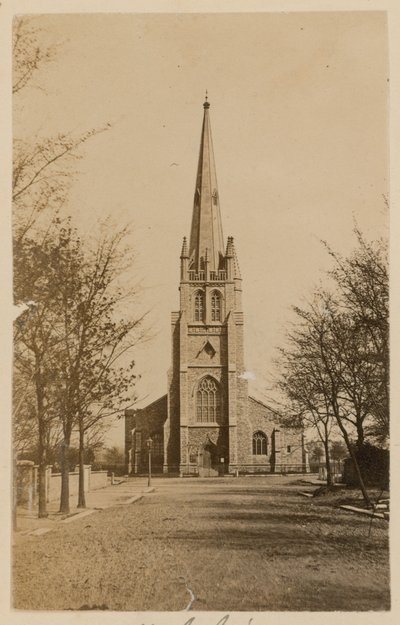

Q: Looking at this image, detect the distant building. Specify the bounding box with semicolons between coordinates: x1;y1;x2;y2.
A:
125;97;309;476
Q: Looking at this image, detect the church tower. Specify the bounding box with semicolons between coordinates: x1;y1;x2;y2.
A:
125;97;308;477
164;96;248;475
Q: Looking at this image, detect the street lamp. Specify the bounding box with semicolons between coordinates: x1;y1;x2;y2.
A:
146;437;153;487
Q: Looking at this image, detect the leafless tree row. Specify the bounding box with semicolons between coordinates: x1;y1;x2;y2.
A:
274;230;389;506
13;18;146;518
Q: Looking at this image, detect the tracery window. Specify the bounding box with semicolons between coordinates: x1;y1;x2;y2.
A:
253;431;268;455
194;291;204;322
211;291;221;321
151;432;163;457
196;377;221;423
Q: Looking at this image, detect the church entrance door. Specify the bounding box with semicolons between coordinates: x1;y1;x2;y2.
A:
198;442;219;477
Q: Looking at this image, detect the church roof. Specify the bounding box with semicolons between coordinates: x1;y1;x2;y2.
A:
189;95;225;272
125;394;168;416
248;395;282;418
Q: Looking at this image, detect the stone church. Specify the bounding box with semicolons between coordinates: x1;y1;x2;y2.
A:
125;97;309;476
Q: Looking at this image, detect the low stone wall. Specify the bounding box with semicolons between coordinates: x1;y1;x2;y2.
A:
47;466;107;501
89;470;108;491
47;465;90;502
16;461;109;507
16;461;36;508
237;463;307;474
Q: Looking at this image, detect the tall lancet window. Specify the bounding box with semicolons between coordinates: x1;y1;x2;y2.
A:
211;291;221;321
253;431;268;455
196;376;221;423
194;291;204;322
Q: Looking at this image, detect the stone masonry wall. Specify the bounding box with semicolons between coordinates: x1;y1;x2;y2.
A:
130;395;168;473
186;426;229;458
279;428;305;471
237;396;305;473
166;312;181;472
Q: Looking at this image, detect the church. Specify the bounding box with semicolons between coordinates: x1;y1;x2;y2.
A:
125;97;309;476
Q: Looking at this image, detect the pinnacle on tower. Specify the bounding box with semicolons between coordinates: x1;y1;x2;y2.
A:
180;236;189;258
225;236;241;280
189;97;224;273
225;236;234;258
232;238;242;279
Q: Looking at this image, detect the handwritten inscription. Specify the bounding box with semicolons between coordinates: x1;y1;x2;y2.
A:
139;615;254;625
182;617;253;625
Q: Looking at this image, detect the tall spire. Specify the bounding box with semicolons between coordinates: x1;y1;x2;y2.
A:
189;96;224;272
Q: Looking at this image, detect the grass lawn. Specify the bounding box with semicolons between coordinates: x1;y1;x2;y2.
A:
12;476;389;611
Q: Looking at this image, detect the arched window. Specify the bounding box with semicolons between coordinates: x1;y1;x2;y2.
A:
194;291;204;321
211;291;221;321
253;431;268;455
196;377;221;423
151;432;163;458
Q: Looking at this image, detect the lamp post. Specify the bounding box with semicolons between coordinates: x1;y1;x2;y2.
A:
146;437;153;487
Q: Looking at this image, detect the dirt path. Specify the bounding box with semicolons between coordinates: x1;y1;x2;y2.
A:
12;476;389;611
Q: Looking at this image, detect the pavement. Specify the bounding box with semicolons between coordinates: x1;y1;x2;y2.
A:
15;477;155;536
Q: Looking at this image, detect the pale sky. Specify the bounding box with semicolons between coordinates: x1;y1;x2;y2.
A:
14;12;389;446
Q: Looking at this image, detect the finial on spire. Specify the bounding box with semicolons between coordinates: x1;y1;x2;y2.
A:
203;90;210;109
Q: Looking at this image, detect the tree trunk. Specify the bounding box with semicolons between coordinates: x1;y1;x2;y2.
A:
356;420;364;449
322;435;333;487
59;438;70;513
35;359;48;518
318;338;371;506
38;463;48;518
336;420;371;507
77;424;86;508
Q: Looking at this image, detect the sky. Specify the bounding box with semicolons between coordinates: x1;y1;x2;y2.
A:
13;11;389;447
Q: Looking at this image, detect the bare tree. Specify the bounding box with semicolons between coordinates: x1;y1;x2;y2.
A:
275;336;336;487
12;17;111;518
13;128;109;243
298;296;372;504
13;369;38;456
40;223;146;512
14;296;63;518
12;17;149;521
275;229;388;505
12;16;57;95
325;230;389;445
12;16;110;243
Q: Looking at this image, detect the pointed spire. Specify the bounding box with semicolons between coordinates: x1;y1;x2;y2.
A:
189;97;224;273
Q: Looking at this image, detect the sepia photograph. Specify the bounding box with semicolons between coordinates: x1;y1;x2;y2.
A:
3;2;396;622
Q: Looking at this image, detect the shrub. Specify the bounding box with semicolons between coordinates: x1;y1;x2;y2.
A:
342;443;389;488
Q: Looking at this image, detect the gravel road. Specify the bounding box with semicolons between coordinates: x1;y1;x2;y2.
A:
13;476;390;611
